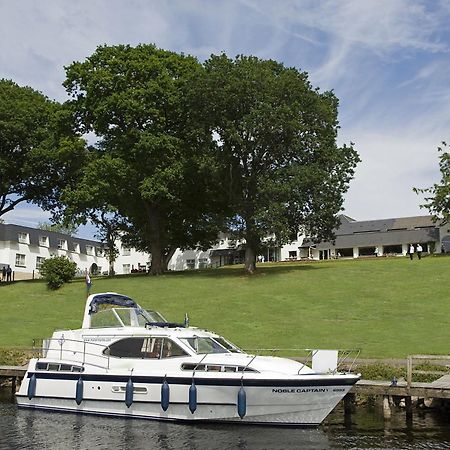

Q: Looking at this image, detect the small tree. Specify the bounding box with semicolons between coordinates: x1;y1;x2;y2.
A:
39;256;77;289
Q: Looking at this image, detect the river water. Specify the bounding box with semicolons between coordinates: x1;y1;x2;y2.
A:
1;388;450;449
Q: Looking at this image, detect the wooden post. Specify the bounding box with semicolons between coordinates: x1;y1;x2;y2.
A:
405;396;413;419
383;395;391;419
406;355;413;389
406;355;413;419
344;393;355;415
11;376;16;400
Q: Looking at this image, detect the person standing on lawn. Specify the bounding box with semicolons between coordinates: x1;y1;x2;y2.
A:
416;243;423;260
409;244;415;260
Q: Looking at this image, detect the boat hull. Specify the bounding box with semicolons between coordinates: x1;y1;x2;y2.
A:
16;372;356;426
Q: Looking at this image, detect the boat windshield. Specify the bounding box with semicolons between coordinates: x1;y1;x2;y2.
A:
180;336;241;354
90;307;166;328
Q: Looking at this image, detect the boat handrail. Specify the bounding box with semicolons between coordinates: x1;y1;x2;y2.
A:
244;348;361;373
39;337;112;370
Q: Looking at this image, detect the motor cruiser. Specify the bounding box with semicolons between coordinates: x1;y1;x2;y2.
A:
16;292;360;425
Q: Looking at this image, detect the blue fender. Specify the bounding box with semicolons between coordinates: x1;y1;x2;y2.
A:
161;379;170;411
75;377;83;405
237;386;246;419
189;380;197;414
125;377;134;408
27;373;36;400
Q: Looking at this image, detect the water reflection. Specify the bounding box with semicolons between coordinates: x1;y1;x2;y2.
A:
2;387;450;449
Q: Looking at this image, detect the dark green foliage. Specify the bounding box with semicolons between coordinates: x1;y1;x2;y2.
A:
197;54;360;273
415;142;450;224
39;256;77;290
64;44;227;275
0;79;86;216
357;364;405;381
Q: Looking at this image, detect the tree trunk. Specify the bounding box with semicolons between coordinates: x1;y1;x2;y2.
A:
149;241;165;275
108;254;115;276
244;245;256;274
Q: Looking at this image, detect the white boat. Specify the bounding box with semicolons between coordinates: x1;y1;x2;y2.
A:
16;292;360;426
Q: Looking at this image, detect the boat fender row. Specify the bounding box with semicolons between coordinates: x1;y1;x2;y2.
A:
158;379;246;418
29;373;246;418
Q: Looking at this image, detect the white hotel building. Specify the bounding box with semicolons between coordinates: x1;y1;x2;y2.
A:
0;223;150;280
2;214;448;279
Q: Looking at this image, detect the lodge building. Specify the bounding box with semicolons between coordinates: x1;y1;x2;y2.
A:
1;214;448;278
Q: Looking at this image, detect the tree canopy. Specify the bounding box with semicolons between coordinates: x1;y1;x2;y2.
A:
61;45;359;275
0;79;86;216
63;44;227;274
197;54;360;273
414;142;450;223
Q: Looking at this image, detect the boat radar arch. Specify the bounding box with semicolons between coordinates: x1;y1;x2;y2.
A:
81;292;138;329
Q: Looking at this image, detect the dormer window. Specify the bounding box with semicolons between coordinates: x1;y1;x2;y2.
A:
57;239;67;250
73;243;80;253
86;245;94;256
122;246;131;256
18;232;29;244
39;236;49;247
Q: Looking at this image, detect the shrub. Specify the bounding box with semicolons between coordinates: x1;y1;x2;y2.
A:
39;256;77;289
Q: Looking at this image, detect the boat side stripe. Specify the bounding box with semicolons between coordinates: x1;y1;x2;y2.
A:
25;372;357;387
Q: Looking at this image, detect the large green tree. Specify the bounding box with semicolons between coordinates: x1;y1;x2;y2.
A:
198;55;360;273
64;45;226;274
414;142;450;223
0;79;85;216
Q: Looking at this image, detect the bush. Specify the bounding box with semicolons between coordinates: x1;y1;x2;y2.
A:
39;256;77;289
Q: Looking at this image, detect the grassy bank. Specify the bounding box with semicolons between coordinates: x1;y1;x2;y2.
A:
1;256;449;359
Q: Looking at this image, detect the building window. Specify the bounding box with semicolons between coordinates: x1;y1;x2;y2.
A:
36;256;46;270
96;247;104;257
186;259;195;270
122;247;131;256
336;248;353;257
58;239;67;250
73;243;80;253
198;258;208;269
123;264;131;274
15;254;26;267
18;232;29;244
39;236;49;247
86;245;94;256
288;251;297;259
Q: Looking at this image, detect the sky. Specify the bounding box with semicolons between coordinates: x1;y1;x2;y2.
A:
1;0;449;238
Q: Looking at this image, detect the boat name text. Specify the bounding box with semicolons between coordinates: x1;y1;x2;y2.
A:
272;388;329;394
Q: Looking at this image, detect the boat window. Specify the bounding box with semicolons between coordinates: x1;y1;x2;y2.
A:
104;337;187;359
90;307;167;328
36;362;48;370
35;362;84;372
161;338;187;358
181;363;258;373
180;337;229;354
213;337;242;353
112;386;148;394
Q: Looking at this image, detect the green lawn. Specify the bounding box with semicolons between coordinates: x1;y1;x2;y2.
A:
1;256;449;359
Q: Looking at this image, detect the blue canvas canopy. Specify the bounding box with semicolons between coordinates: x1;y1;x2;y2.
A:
89;293;138;314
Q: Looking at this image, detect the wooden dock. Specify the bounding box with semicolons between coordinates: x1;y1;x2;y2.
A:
0;365;27;399
353;376;450;399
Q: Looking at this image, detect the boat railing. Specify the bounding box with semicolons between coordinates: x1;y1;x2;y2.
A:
33;337;112;371
243;348;360;374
